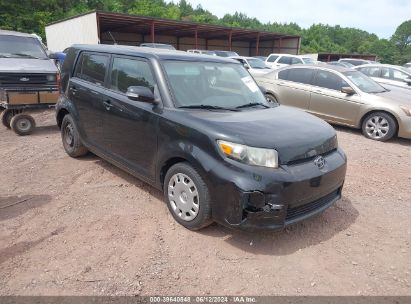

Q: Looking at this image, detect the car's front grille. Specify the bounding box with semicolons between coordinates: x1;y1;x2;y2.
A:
285;189;340;222
0;73;56;88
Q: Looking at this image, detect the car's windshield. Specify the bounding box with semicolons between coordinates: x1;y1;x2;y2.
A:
163;60;268;109
302;57;315;64
0;35;47;59
247;58;267;69
343;71;386;93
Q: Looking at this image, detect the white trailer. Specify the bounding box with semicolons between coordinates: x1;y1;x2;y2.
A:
45;12;99;52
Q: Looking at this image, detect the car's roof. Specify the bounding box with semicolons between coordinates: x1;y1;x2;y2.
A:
0;29;37;38
278;64;355;73
229;56;256;60
356;63;410;71
71;44;236;63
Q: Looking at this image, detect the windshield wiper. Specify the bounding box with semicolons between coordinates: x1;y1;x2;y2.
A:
235;102;269;109
11;53;41;59
179;105;240;111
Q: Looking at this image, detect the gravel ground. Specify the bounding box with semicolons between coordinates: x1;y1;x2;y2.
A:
0;110;410;296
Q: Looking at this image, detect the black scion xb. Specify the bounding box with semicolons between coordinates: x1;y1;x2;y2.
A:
56;45;347;230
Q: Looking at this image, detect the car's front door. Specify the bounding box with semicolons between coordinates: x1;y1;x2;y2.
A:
68;52;110;149
101;55;159;181
309;69;362;126
380;67;411;88
275;67;314;110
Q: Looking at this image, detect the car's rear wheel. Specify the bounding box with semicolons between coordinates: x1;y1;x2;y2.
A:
164;162;212;230
265;93;279;105
61;114;88;157
10;114;35;136
361;112;397;141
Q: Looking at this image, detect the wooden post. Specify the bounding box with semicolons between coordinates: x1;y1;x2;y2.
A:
228;30;232;51
205;39;208;50
256;32;260;56
279;38;282;53
297;37;301;55
195;27;198;49
151;21;155;43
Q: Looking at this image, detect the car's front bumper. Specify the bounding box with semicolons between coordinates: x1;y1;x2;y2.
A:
207;148;347;230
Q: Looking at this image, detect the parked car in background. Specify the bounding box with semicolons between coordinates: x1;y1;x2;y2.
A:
328;61;355;68
229;56;272;77
140;43;176;50
56;44;347;231
187;49;216;56
265;53;313;69
0;30;60;135
255;65;411;141
355;64;411;90
404;63;411;69
213;50;239;57
253;56;267;62
338;58;372;66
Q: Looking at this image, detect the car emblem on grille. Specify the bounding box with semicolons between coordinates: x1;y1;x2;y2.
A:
20;77;30;82
314;156;326;170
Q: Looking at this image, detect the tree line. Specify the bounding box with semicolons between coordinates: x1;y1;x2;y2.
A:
0;0;410;64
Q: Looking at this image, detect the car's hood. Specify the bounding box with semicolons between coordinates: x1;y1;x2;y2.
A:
0;58;58;73
183;106;338;164
369;86;411;107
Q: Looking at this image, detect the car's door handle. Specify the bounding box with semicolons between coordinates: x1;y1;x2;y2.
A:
103;100;113;110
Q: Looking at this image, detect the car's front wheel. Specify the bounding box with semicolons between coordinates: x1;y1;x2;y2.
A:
164;162;212;230
361;112;397;141
265;93;279;105
61;114;88;157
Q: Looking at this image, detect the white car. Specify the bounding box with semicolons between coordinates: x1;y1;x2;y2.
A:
355;64;411;90
186;49;217;56
404;63;411;70
229;56;273;77
265;53;314;69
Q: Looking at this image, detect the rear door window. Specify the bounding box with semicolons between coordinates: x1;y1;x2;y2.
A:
74;52;109;86
278;56;292;65
110;56;155;94
287;68;315;85
314;70;349;91
267;55;279;62
291;57;303;65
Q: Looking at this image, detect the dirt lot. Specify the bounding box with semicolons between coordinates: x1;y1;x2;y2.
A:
0;110;410;296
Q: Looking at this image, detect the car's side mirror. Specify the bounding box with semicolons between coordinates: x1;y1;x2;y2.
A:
403;77;411;86
341;86;355;95
48;52;59;60
126;86;157;103
244;64;250;69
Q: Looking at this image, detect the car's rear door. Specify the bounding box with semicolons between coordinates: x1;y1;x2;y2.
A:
309;69;362;126
68;52;110;149
101;55;159;181
275;67;314;110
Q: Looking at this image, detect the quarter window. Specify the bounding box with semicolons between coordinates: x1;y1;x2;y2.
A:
314;70;349;91
74;53;109;86
110;57;155;93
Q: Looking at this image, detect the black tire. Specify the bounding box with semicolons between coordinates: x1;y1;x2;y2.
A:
361;112;397;141
1;109;15;129
164;162;212;230
265;93;279;105
61;114;88;157
10;114;35;136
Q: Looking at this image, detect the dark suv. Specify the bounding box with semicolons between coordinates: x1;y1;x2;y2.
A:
56;44;347;230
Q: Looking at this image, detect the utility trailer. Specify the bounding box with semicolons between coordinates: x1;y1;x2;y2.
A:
0;90;58;135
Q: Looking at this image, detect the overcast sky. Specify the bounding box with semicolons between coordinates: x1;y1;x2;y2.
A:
183;0;411;38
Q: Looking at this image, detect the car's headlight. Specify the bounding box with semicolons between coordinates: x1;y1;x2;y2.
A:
217;140;278;168
400;105;411;116
47;74;56;82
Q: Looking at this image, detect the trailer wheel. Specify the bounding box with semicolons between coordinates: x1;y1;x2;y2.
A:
10;114;36;136
1;109;15;129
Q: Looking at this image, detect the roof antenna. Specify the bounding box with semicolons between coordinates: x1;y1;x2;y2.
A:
108;31;117;45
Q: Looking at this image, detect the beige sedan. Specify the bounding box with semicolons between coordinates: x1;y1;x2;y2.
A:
255;65;411;141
